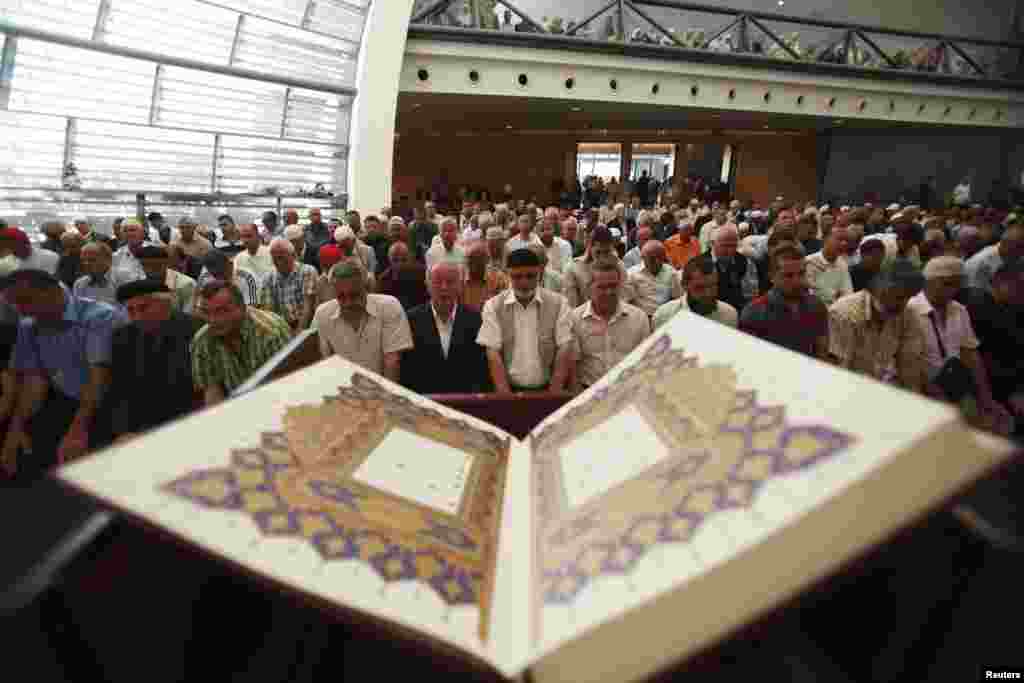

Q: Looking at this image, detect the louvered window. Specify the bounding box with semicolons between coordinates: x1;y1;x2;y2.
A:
2;0;101;41
215;135;344;194
284;89;351;144
0;111;67;187
155;66;288;138
9;39;155;125
72;120;215;191
101;0;239;67
233;15;358;88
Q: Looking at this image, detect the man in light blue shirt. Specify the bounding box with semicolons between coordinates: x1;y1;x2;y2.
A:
1;269;128;480
964;223;1023;293
74;241;137;305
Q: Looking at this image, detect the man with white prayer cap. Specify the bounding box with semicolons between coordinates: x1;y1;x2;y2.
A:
334;224;376;275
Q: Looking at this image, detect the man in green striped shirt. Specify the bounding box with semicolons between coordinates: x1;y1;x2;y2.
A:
191;280;292;407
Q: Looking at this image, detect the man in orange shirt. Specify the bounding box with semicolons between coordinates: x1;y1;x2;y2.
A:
664;218;701;270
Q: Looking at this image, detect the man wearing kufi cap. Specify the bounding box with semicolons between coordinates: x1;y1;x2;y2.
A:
476;248;575;393
908;256;1010;430
0;226;60;276
283;223;319;272
485;225;507;272
334;224;377;275
112;217;152;281
171;215;212;263
106;280;204;442
850;235;887;292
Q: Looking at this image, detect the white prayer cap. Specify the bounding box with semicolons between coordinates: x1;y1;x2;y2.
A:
737;221;751;236
334;225;355;242
923;255;964;280
840;205;851;212
388;216;406;226
284;224;303;240
865;203;874;208
689;198;699;206
775;195;784;201
819;204;831;213
887;203;901;212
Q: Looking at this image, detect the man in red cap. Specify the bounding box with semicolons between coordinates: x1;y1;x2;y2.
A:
0;227;59;276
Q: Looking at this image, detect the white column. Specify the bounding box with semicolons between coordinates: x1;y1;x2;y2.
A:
346;0;415;216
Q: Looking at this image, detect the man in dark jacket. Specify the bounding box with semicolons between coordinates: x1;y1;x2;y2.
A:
401;261;489;394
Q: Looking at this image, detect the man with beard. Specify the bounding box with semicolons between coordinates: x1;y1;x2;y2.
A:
111;218;150;281
563;226;631;308
477;248;574;393
654;254;738;329
303;208;334;259
191;280;291;407
740;244;829;359
107;280;204;442
313;261;412;382
828;261;928;392
1;269;128;480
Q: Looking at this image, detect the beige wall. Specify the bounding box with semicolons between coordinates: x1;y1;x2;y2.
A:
393;131;818;207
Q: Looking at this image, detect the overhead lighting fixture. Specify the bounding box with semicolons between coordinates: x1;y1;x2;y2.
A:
778;0;785;5
505;124;513;129
570;106;582;112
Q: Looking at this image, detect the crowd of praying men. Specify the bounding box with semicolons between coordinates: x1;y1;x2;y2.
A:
0;193;1022;482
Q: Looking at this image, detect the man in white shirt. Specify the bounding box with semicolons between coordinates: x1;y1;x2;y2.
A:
539;208;572;273
805;223;854;306
477;248;574;393
627;240;681;317
111;218;150;281
506;213;542;254
908;256;1009;429
233;223;274;286
425;217;466;273
622;223;652;270
654;255;738;329
699;206;734;253
0;227;59;276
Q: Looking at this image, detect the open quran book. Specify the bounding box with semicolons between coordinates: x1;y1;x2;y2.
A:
57;312;1016;682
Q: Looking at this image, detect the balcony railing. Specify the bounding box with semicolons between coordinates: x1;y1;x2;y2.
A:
409;0;1024;88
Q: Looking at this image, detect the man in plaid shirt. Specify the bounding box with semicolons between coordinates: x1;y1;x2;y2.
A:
258;238;318;333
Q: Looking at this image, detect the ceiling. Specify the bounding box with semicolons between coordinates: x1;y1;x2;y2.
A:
395;93;956;136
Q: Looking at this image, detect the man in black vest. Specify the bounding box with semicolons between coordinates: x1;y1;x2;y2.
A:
708;224;760;314
401;261;489;394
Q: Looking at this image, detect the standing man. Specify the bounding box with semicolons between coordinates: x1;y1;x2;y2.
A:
375;242;429;312
112;218;150;281
964;222;1024;293
313;262;413;382
1;270;128;479
663;217;701;271
539;208;572;273
234;224;274;286
850;236;887;292
709;225;759;314
425;218;467;273
805;222;854;306
285;223;320;273
564;226;631;309
463;241;508;312
568;260;651;390
191;281;292;407
194;249;260;314
39;221;66;255
627;240;681;317
410;206;438;263
138;245;197;314
170;217;213;279
476;249;574;393
57;230;85;288
402;261;490;394
304;208;333;259
107;281;204;442
740;244;830;360
214;215;246;258
622;223;652;270
74;242;133;305
260;211;280;241
0;227;60;275
258;238;318;333
486;225;507;272
506;213;542;254
654;254;738;329
828;261;928;392
908;256;1009;429
334;225;377;276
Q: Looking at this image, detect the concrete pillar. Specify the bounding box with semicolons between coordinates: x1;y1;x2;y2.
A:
347;0;415;216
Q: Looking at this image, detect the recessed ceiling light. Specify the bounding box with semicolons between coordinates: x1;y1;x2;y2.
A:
505;124;512;129
778;0;785;5
763;125;770;129
570;106;582;112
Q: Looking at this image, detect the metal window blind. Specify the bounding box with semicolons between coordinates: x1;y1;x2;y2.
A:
102;0;238;67
305;0;366;44
0;111;67;187
206;0;308;27
284;89;350;144
233;15;357;88
9;39;155;124
216;135;344;194
1;0;101;41
155;66;287;138
72;120;215;191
